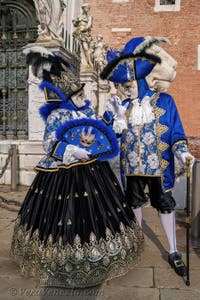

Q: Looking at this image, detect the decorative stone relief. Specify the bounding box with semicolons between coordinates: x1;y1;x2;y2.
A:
91;34;109;73
33;0;67;45
72;3;93;70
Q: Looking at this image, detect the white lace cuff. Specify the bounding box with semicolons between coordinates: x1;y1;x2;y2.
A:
63;145;78;165
113;117;127;134
172;141;188;161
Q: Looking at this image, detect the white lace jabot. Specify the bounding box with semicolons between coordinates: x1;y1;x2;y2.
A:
129;96;155;126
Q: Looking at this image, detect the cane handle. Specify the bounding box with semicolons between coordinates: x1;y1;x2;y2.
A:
186;157;192;177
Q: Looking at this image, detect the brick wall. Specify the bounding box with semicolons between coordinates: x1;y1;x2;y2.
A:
85;0;200;157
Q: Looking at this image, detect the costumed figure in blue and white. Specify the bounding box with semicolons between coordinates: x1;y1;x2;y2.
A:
10;47;144;288
100;36;195;277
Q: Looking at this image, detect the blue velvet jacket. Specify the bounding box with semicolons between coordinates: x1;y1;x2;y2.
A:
103;84;187;192
150;91;187;191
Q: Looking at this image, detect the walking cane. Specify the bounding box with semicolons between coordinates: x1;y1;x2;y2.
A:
185;157;192;286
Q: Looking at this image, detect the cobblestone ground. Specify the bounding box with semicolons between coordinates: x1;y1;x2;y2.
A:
0;185;200;300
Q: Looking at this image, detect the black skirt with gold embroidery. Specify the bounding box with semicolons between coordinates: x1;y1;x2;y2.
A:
10;161;143;288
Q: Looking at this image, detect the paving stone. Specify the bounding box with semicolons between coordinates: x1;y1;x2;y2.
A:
96;286;159;300
0;257;22;277
0;275;39;300
154;267;200;289
0;185;200;299
40;286;104;300
181;252;200;270
138;248;169;268
160;288;200;300
0;208;18;220
103;267;154;288
142;207;160;223
0;218;15;233
0;219;14;257
0;185;28;201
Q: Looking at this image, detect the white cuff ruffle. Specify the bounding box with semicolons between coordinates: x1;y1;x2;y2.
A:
63;144;78;165
113;118;127;134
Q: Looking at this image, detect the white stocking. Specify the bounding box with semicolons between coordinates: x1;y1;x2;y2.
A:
160;211;177;254
132;207;142;228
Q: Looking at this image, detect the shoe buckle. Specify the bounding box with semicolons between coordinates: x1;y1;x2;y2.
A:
174;259;185;268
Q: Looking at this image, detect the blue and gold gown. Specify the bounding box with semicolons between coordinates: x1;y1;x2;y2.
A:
10;84;143;288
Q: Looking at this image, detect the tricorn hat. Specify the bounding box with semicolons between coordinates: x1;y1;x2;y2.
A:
100;36;169;83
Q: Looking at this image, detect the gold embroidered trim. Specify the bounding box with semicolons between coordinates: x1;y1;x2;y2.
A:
156;123;168;135
102;117;111;125
51;142;63;161
154;106;165;119
10;218;144;288
126;174;160;177
35;158;98;173
164;188;172;193
44;87;48;102
44;87;62;103
59;159;97;169
171;139;187;152
160;159;169;169
158;141;169;152
34;167;59;172
152;93;170;190
121;143;126;152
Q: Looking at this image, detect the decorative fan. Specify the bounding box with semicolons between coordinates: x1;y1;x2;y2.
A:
56;118;119;161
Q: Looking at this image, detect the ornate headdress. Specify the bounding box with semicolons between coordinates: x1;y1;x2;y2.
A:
23;46;83;102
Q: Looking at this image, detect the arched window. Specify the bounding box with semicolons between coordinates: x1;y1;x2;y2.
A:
0;0;37;139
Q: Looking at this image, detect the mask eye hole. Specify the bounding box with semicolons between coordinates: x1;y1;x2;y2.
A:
122;83;130;89
77;91;84;98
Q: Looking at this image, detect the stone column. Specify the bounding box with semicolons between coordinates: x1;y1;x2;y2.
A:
80;70;98;111
97;79;111;116
28;66;45;141
80;70;112;116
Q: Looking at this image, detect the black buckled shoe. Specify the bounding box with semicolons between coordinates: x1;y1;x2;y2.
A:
168;252;186;276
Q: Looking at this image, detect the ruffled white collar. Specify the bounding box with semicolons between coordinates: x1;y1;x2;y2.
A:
128;95;155;126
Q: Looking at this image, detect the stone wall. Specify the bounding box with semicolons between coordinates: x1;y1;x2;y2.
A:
0;141;44;186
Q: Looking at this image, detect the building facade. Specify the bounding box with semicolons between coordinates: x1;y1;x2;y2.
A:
0;0;200;186
0;0;83;185
86;0;200;156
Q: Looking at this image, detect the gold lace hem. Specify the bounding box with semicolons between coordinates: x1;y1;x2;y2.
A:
10;217;144;288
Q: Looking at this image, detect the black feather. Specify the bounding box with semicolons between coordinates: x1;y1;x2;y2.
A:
100;51;161;80
43;70;53;83
133;37;169;55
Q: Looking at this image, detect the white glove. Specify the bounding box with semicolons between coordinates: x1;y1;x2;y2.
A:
109;96;122;107
180;152;195;168
63;145;90;165
73;146;90;160
105;96;122;114
115;102;129;119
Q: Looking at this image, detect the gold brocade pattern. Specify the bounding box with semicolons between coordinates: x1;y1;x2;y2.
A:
152;94;170;187
158;141;169;152
10;218;144;288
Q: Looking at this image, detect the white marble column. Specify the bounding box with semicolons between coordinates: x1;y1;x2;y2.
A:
28;66;45;141
80;70;98;111
98;79;111;116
